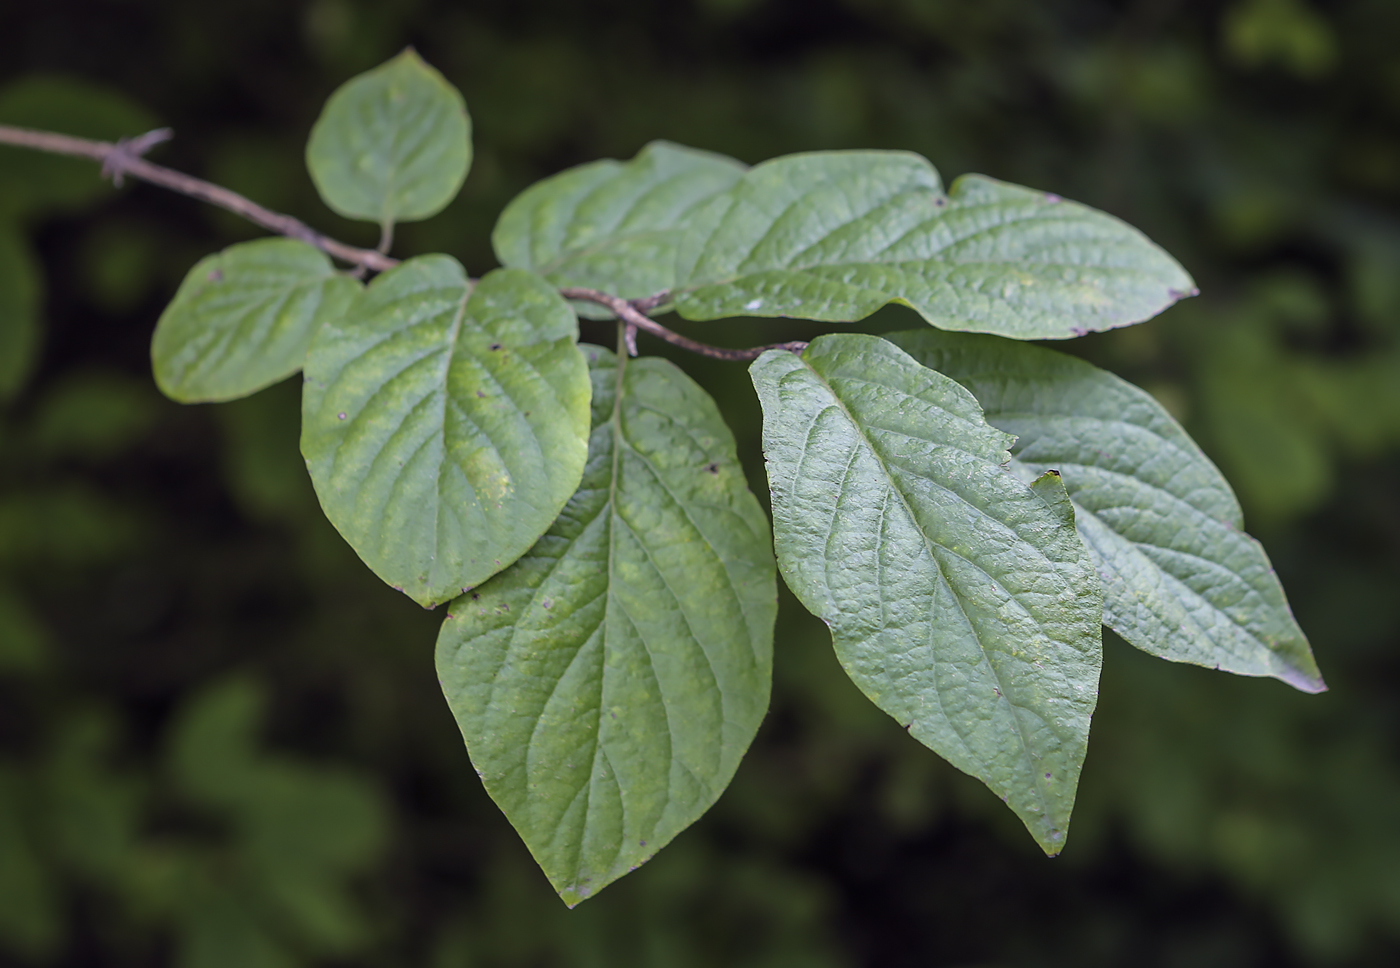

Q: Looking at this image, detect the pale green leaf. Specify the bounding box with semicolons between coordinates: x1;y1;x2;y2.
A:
305;49;471;226
750;333;1102;852
493;141;746;315
0;225;40;402
889;328;1325;693
151;239;359;403
302;258;591;607
437;346;776;906
674;151;1194;340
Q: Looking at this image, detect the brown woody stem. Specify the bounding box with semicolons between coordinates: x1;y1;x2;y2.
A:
559;288;807;362
0;122;398;272
0;123;805;363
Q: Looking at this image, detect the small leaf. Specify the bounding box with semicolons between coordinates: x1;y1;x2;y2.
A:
151;239;359;403
750;333;1102;852
493;141;746;315
0;225;41;402
302;258;590;607
889;328;1325;693
437;346;776;906
673;151;1194;340
305;49;471;227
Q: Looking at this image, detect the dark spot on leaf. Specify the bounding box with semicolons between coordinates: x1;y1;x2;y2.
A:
207;268;223;282
470;592;479;600
542;599;553;609
705;462;719;474
445;612;454;620
1070;326;1089;337
337;412;347;420
490;343;503;351
1045;773;1052;780
934;196;947;207
639;840;646;847
1045;469;1060;477
904;723;912;730
476;390;485;398
496;603;509;613
610;711;616;719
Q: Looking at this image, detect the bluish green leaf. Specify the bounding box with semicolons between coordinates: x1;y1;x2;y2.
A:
493;141;746;315
889;328;1325;693
151;239;359;403
437;345;776;906
305;49;471;227
750;333;1102;852
0;225;40;402
302;258;590;607
674;152;1194;340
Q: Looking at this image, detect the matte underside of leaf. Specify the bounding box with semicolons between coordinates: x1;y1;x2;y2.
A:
750;333;1102;851
492;141;746;316
305;49;471;226
673;151;1194;340
437;346;776;906
151;239;359;403
301;258;591;607
888;328;1324;693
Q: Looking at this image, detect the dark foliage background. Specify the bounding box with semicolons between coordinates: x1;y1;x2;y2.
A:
2;0;1399;965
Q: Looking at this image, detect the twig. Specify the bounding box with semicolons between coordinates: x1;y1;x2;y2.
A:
0;122;805;363
0;122;398;272
560;288;808;362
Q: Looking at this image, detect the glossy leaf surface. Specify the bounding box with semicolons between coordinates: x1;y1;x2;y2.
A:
305;50;471;226
751;333;1102;851
889;328;1325;693
302;258;590;607
151;239;359;403
675;152;1194;340
493;141;745;314
438;346;775;905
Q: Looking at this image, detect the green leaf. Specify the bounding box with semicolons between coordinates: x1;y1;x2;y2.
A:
673;151;1194;340
305;49;471;227
750;333;1102;852
151;239;359;403
0;225;40;402
437;345;776;906
302;258;590;607
888;328;1326;693
493;141;746;315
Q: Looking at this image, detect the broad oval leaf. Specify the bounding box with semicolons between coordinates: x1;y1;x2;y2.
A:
151;239;359;403
437;346;776;906
674;151;1194;340
305;49;471;226
302;258;590;607
0;226;41;403
493;141;746;316
888;328;1325;693
750;333;1102;852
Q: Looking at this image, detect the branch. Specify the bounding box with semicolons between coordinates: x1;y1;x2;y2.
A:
0;123;805;364
0;123;398;272
560;288;808;363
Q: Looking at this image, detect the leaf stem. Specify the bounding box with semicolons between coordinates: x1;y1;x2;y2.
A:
1;122;806;363
561;288;807;363
0;122;397;272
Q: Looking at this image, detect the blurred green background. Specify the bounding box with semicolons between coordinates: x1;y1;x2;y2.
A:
2;0;1399;965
